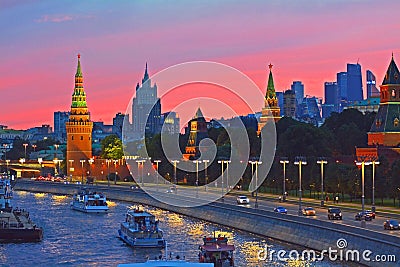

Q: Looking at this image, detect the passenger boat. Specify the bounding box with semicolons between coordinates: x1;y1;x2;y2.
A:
118;206;166;248
199;235;235;267
0;175;43;242
118;242;213;266
70;187;108;213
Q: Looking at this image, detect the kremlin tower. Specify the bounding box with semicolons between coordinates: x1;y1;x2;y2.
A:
356;54;400;163
66;54;93;179
258;63;281;134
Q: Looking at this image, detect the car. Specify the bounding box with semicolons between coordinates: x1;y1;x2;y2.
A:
327;207;342;220
130;185;139;190
274;206;287;214
355;211;372;221
365;210;376;219
302;207;316;216
165;186;177;193
236;196;250;204
383;219;400;230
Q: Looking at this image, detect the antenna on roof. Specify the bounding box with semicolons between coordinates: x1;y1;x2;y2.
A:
357;58;359;64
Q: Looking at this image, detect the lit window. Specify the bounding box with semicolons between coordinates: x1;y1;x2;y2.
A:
394;118;399;127
392;89;396;97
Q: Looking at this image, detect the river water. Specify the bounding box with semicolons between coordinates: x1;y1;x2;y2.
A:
0;191;347;266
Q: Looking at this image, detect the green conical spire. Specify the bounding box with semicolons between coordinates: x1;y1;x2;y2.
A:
75;54;82;77
266;63;276;99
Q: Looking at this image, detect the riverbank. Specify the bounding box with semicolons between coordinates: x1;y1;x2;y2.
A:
14;180;400;267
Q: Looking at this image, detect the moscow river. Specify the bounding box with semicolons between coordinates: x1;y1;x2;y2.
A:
0;190;348;267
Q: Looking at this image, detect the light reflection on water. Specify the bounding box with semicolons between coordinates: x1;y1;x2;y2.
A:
0;191;348;267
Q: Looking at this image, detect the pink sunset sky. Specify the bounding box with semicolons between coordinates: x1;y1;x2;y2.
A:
1;1;399;130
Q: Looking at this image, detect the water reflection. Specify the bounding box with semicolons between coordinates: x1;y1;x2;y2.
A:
1;191;347;267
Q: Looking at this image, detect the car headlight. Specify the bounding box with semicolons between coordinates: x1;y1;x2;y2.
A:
339;213;342;216
390;224;393;227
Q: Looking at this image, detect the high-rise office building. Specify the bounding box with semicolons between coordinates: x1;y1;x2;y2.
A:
337;71;348;101
324;82;338;105
132;63;161;137
283;89;296;118
160;111;180;135
291;81;304;105
54;111;70;142
346;63;363;102
366;70;380;98
276;91;284;113
113;112;130;138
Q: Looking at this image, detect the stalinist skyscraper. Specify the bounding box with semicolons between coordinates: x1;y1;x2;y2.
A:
66;54;93;179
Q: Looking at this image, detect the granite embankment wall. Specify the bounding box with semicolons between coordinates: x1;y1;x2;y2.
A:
14;180;400;267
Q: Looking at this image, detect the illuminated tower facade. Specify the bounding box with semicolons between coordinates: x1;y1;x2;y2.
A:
368;54;400;146
258;63;281;134
183;107;208;160
66;54;93;178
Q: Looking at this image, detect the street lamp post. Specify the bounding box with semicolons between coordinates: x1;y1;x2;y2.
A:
80;160;86;184
317;158;328;206
53;158;58;176
154;160;161;191
113;160;118;185
294;157;307;216
249;161;262;208
106;159;111;186
68;159;74;182
203;160;210;191
23;143;28;160
3;144;9;177
218;160;225;202
371;158;380;213
193;160;202;197
136;160;145;187
356;158;371;226
38;158;43;177
224;160;231;193
279;158;289;202
171;160;179;193
32;144;37;152
88;158;94;182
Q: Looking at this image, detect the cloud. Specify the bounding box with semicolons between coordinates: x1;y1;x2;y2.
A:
35;14;94;23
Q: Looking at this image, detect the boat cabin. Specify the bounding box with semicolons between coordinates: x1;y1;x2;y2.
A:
199;236;234;267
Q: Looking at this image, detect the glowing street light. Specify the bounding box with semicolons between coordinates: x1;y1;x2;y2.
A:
171;160;179;193
68;159;74;181
154;160;161;191
218;160;225;202
202;160;210;191
249;160;262;208
317;158;328;206
32;144;37;152
113;160;118;185
80;159;86;184
136;159;145;186
279;158;289;201
193;160;202;197
294;156;307;216
371;158;380;213
356;158;371;220
106;159;111;187
23;143;28;160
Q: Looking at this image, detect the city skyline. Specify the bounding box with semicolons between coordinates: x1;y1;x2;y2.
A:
2;1;400;129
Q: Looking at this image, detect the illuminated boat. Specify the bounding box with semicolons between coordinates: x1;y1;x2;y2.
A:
0;176;43;242
118;207;165;248
70;187;108;213
118;242;213;266
199;235;235;267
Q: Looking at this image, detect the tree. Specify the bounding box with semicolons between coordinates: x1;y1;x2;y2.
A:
101;135;123;159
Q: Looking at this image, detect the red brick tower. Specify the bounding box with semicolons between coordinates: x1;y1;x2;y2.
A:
66;54;93;179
